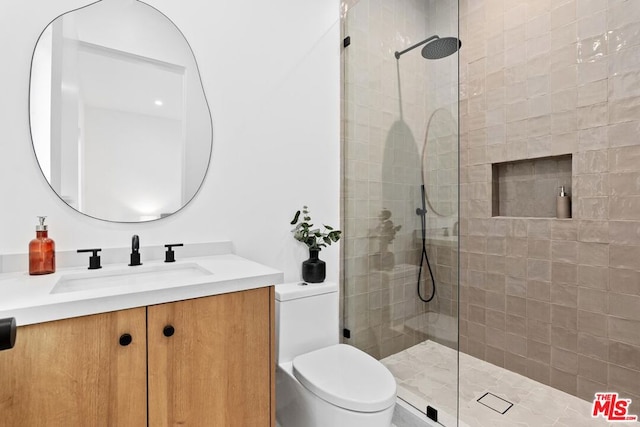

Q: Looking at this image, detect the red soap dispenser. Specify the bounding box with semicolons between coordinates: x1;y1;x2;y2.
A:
29;216;55;275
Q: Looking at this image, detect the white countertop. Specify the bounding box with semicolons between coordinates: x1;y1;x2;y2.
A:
0;254;283;326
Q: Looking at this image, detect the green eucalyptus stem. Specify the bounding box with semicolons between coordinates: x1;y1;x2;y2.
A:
290;205;341;251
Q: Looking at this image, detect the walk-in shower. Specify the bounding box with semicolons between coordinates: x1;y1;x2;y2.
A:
345;0;640;426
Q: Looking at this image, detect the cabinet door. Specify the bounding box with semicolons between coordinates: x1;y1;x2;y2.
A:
148;287;274;426
0;308;147;427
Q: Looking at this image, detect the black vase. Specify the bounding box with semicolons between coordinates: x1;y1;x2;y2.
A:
302;248;326;283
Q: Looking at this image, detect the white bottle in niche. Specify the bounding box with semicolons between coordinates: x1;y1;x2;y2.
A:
557;186;571;219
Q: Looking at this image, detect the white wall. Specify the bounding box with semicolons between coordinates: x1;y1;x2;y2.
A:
0;0;340;283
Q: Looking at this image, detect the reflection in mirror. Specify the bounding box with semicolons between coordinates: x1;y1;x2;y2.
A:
30;0;212;222
421;108;457;217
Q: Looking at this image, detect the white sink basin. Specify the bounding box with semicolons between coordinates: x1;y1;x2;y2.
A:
50;263;213;294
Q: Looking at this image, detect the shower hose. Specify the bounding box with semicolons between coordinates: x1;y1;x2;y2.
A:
417;185;436;302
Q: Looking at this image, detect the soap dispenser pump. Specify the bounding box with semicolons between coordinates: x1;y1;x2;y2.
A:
29;216;55;275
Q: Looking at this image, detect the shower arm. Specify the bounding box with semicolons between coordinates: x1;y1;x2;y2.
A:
394;35;439;59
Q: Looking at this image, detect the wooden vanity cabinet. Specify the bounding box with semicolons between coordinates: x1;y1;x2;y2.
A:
0;307;148;426
0;286;274;427
148;286;274;426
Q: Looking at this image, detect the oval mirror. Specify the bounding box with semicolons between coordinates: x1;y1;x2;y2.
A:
29;0;213;222
421;108;457;217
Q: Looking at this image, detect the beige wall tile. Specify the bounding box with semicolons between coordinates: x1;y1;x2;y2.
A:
578;333;609;361
609;172;640;197
609;146;640;173
608;221;640;245
507;313;527;335
609;293;640;321
575;150;608;174
528;258;552;281
529;239;552;259
577;376;607;401
528;340;552;364
608;121;640;148
577;265;608;289
609;196;640;220
551;220;578;240
506;332;527;356
578;310;608;337
578;354;608;384
506;238;528;257
551;284;578;308
506;276;527;297
551;240;578;263
609;364;640;396
577;289;608;314
527;359;551;385
527;299;551;322
609;268;640;296
578;220;609;242
576;196;609;219
609;245;640;269
528;319;552;344
551;347;578;375
552;262;578;284
609;341;640;372
609;317;640;346
527;280;551;301
578;242;609;266
551;367;578;395
551;326;578;352
505;352;528;376
552;304;578;330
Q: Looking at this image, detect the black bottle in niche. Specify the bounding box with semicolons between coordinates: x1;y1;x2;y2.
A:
302;248;325;283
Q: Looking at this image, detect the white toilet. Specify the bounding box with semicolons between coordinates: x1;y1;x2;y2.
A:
275;282;396;427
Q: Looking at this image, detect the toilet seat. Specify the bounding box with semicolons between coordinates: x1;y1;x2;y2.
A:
292;344;397;413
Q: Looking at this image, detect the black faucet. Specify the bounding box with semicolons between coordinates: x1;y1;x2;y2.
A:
78;248;102;269
164;243;184;263
129;235;142;266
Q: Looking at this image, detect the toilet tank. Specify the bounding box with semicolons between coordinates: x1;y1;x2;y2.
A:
275;282;339;364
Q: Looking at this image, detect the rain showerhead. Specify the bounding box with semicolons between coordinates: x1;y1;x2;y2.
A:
394;35;461;60
421;37;461;59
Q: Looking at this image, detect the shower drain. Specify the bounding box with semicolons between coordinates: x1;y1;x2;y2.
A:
477;392;513;414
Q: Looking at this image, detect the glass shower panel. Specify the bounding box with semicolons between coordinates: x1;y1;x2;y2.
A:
342;0;459;424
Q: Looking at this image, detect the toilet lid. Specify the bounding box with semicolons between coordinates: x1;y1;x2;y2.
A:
292;344;397;413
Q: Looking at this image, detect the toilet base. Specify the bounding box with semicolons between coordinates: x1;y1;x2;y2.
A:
276;362;395;427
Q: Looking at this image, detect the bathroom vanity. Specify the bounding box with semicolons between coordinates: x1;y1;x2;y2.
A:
0;250;282;426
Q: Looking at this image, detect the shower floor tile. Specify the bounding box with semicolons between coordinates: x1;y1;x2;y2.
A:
382;340;639;427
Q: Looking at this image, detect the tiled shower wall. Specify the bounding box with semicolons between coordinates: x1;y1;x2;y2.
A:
342;0;458;359
459;0;640;402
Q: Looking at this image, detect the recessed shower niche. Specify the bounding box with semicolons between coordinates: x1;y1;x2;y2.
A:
492;155;572;218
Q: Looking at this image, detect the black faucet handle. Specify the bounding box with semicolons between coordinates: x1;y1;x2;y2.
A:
129;235;142;266
77;248;102;270
164;243;184;263
131;235;140;253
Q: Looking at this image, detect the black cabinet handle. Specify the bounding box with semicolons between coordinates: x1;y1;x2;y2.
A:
163;325;175;337
0;317;16;351
119;333;132;346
